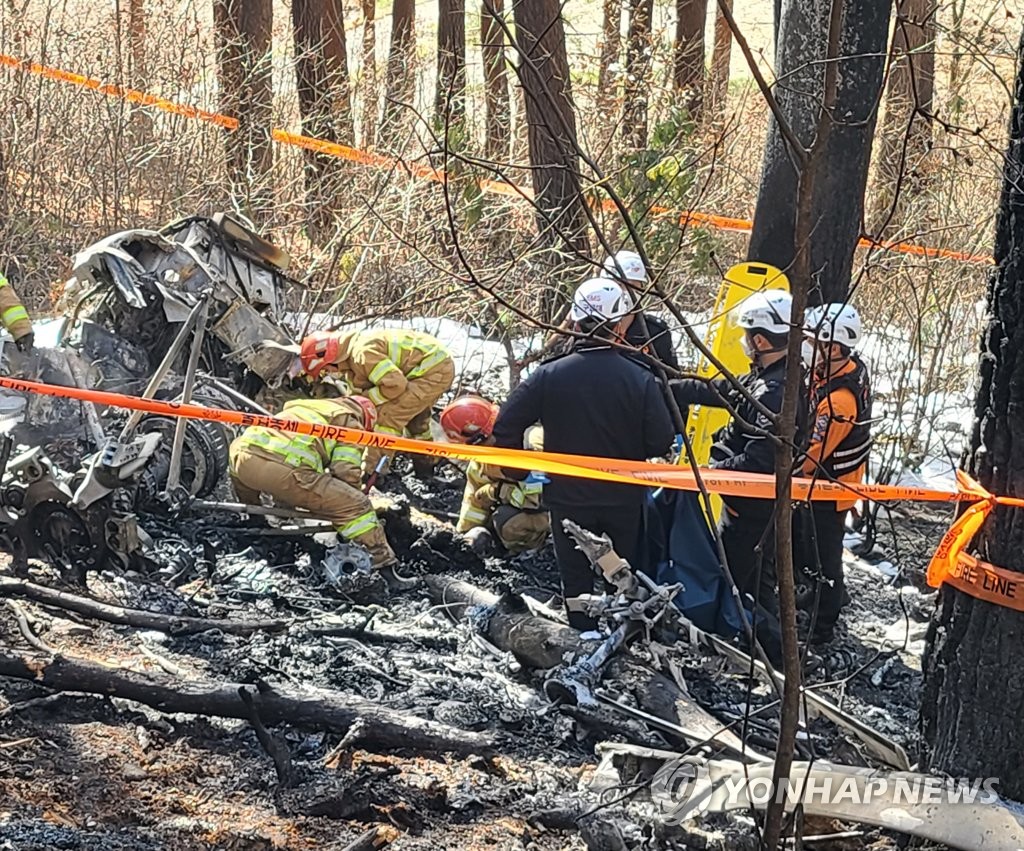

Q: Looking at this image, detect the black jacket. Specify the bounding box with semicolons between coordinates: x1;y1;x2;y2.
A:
494;344;675;508
671;358;794;515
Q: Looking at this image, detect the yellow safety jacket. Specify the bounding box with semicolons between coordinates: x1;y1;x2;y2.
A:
0;274;32;341
326;330;452;406
457;463;544;533
233;398;364;487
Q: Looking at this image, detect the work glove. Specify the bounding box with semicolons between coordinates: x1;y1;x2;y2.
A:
14;332;33;353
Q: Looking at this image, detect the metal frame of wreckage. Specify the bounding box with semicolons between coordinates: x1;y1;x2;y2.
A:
548;519;911;774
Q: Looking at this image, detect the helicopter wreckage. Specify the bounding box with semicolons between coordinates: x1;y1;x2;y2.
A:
0;213;306;580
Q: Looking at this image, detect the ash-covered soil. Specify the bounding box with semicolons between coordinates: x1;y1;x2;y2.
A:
0;464;950;850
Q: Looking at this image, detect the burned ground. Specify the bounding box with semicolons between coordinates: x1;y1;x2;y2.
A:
0;465;948;850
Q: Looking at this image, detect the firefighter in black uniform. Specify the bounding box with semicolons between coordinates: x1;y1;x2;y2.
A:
493;278;675;632
670;290;797;626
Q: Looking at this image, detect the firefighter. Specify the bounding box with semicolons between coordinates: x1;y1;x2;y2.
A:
798;302;872;644
228;395;411;587
298;328;456;476
0;273;33;352
670;290;797;638
440;395;550;554
493;278;674;631
600;250;678;369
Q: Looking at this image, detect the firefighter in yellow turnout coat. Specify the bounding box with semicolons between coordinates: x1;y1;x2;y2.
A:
228;396;397;569
0;273;33;351
299;329;455;474
441;396;549;554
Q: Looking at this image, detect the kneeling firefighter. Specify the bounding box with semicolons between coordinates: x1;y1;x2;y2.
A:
297;328;455;477
228;396;410;586
440;395;550;554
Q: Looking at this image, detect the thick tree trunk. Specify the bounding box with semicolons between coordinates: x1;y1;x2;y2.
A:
921;26;1024;800
213;0;274;225
380;0;416;148
621;0;655;149
435;0;467;129
0;650;494;756
359;0;377;147
869;0;936;234
481;0;510;161
509;0;590;320
292;0;353;240
708;0;732;114
746;0;893;304
596;0;622;118
673;0;707;118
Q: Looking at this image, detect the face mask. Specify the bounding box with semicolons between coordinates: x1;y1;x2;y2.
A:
801;340;818;370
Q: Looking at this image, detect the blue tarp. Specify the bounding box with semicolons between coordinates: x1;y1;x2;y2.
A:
646;489;745;637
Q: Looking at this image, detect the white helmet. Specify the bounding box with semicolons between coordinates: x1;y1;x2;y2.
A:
734;291;793;336
569;278;635;322
803;303;862;348
601;250;646;284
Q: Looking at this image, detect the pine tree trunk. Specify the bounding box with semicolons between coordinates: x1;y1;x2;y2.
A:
509;0;590;320
292;0;350;241
213;0;274;226
128;0;146;81
597;0;622;117
673;0;707;119
746;0;892;304
708;0;732;114
869;0;936;235
359;0;377;147
381;0;416;147
324;0;355;144
481;0;510;161
920;25;1024;800
621;0;655;150
435;0;467;130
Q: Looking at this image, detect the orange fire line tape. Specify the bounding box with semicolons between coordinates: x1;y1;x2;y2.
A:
0;53;993;265
0;374;989;505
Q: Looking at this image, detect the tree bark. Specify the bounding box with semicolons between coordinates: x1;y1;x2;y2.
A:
746;0;893;304
481;0;511;161
673;0;707;118
0;650;494;756
0;577;291;637
869;0;936;235
380;0;417;148
621;0;655;150
359;0;377;147
509;0;590;320
292;0;353;241
921;26;1024;800
708;0;732;114
435;0;467;130
596;0;622;119
128;0;146;81
213;0;274;225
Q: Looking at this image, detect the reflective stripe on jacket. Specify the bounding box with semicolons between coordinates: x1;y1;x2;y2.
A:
456;461;543;533
326;330;452;406
0;274;32;340
233;398;364;480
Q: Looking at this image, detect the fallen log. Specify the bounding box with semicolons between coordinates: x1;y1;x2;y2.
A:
0;577;291;636
424;575;753;758
0;650;495;757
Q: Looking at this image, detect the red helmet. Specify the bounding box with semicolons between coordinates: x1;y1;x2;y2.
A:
440;396;498;443
300;332;340;379
349;395;378;431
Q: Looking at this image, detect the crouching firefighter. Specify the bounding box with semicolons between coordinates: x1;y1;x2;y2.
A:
440;395;550;554
297;328;455;477
798;302;872;644
228;396;412;588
